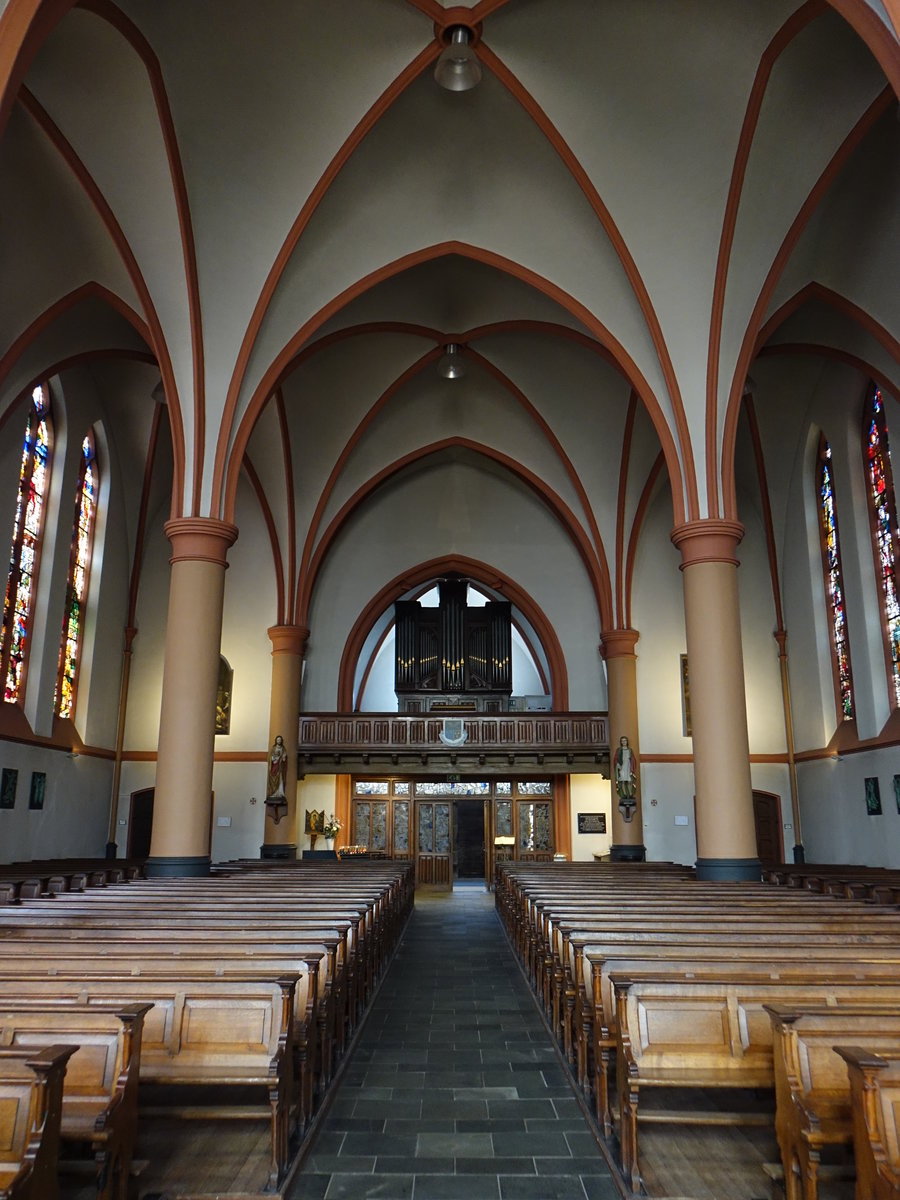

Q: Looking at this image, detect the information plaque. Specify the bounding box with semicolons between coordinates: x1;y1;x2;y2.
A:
577;812;606;834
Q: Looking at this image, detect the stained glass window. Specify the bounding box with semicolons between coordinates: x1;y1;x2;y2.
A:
2;386;51;703
863;386;900;708
55;433;97;718
816;436;854;720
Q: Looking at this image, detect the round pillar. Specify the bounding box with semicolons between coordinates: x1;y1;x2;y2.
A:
260;625;308;860
671;520;759;881
600;629;646;862
146;518;238;877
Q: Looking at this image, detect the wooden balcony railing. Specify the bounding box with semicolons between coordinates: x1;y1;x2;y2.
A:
298;712;609;776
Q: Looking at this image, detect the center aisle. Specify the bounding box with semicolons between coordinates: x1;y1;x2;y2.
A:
288;880;620;1200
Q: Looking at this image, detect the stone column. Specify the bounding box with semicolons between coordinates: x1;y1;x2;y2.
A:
670;519;759;881
260;624;308;860
600;629;646;861
146;518;238;877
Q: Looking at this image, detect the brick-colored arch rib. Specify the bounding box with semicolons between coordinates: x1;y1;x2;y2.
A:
300;437;609;631
18;85;186;519
222;243;683;528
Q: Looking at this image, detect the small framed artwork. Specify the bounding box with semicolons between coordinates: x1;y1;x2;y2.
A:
864;776;882;816
0;768;17;809
28;771;46;811
215;655;233;735
894;774;900;815
680;654;692;737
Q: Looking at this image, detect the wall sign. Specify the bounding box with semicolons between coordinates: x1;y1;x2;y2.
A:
577;812;606;834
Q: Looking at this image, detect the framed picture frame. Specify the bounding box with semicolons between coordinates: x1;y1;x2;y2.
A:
28;771;46;811
680;654;692;737
864;776;882;816
0;768;17;809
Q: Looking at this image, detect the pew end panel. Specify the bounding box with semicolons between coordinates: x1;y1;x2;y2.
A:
0;1044;77;1200
835;1046;900;1200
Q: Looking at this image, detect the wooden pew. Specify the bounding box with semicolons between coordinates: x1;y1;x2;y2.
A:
0;922;349;1085
0;1044;76;1200
765;1005;900;1200
612;971;900;1193
561;916;900;1084
587;950;900;1136
835;1047;900;1200
0;952;324;1133
1;974;298;1190
0;1002;150;1200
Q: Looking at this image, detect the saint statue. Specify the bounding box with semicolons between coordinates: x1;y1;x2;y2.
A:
614;734;638;822
265;734;288;824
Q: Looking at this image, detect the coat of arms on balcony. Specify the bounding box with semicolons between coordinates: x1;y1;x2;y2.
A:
439;718;468;747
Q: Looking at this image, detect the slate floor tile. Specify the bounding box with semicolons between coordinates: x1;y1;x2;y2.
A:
325;1173;413;1198
416;1132;494;1157
412;1176;501;1199
580;1177;622;1200
498;1176;587;1198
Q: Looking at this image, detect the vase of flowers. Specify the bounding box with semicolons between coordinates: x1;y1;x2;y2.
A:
323;814;342;850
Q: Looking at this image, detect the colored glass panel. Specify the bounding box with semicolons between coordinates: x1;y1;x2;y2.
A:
817;439;854;719
2;387;50;702
864;388;900;707
56;434;97;718
393;800;409;853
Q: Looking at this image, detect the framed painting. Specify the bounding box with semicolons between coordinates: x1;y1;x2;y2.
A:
864;776;882;816
680;654;692;737
29;771;46;810
0;768;17;809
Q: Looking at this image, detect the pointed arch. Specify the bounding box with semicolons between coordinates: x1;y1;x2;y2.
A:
297;436;612;632
337;555;569;710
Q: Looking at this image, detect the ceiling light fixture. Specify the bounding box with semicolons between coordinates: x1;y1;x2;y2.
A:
434;26;482;92
437;343;466;379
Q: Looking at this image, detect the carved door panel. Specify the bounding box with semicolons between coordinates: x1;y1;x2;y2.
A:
517;799;554;862
416;800;452;888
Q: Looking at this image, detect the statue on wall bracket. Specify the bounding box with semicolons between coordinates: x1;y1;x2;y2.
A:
265;734;288;824
614;734;638;823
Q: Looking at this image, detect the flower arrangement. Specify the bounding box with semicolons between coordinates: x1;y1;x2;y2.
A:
323;814;342;839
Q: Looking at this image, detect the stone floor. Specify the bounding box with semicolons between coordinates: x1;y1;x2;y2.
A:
287;879;621;1200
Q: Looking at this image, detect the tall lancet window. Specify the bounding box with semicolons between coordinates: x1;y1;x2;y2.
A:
817;435;854;720
55;433;98;719
2;385;52;703
863;384;900;708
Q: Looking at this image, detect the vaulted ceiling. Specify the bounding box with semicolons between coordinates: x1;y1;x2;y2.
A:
1;0;898;639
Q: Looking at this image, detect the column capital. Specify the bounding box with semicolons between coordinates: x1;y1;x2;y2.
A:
599;628;640;660
268;625;310;656
671;519;743;569
165;518;238;566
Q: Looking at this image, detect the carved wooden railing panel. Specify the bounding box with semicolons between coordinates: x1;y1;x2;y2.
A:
298;712;609;775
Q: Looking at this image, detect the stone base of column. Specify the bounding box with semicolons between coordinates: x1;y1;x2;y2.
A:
144;855;211;878
696;856;761;882
792;844;806;864
609;843;646;862
260;843;297;860
104;842;118;860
